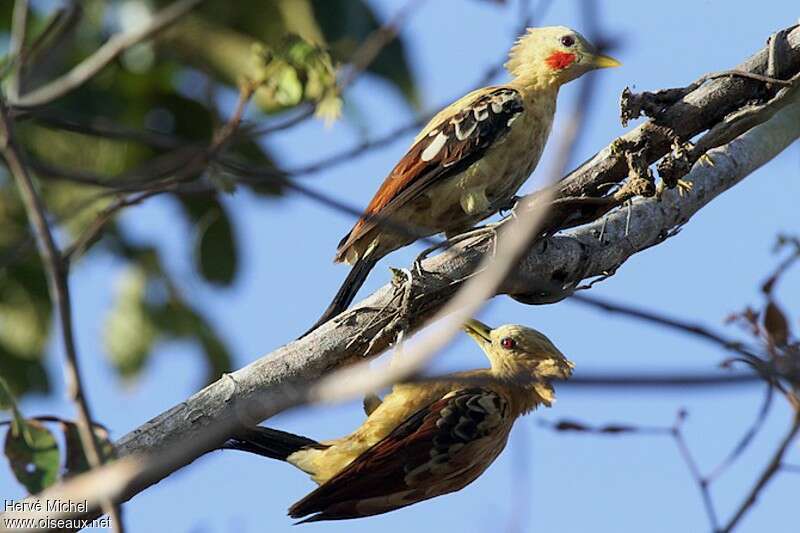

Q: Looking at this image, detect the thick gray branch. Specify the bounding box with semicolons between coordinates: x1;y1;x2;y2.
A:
4;24;799;530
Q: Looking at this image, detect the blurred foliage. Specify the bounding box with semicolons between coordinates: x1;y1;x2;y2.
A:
0;0;419;398
250;35;342;123
1;379;115;492
309;0;419;108
103;248;233;385
4;418;59;494
1;379;56;493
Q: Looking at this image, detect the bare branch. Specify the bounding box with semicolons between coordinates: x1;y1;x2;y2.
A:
720;413;800;532
3;21;800;531
568;293;765;368
671;412;720;530
63;79;257;263
564;372;760;387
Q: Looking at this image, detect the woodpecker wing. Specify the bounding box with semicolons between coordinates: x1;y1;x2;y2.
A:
336;87;524;261
289;387;510;521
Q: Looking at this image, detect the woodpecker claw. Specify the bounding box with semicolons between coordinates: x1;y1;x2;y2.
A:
699;153;715;167
676;179;693;196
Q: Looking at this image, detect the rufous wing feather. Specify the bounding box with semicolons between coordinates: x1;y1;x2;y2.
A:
335;87;524;262
289;387;509;521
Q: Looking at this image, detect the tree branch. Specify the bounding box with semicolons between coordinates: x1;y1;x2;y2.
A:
0;98;124;531
9;0;205;108
719;412;800;532
3;23;800;530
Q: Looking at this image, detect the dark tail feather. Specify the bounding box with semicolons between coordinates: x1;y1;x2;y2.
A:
299;257;378;338
222;426;320;461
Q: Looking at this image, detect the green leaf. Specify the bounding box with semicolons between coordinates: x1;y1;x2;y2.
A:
4;419;60;494
274;66;304;106
0;348;49;398
311;0;419;108
0;252;51;397
177;194;239;286
251;34;342;121
0;275;51;357
103;267;157;378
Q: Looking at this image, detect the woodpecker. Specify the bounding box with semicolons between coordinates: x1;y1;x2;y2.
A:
224;320;574;522
303;26;620;335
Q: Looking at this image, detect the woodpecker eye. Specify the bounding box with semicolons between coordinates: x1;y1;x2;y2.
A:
500;337;516;350
560;35;575;47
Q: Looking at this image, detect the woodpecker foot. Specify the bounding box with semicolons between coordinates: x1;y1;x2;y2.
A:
391;267;415;328
363;267;416;353
412;255;428;278
462;222;501;258
656;177;694;198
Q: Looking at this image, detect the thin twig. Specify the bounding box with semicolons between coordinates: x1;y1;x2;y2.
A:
671;412;720;530
339;0;428;89
706;383;773;483
0;97;124;531
569;293;766;367
63;80;257;263
564;372;760;387
719;413;800;532
8;0;29;101
17;3;83;76
10;0;206;108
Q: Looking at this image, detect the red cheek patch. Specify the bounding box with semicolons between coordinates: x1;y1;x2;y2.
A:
545;51;576;70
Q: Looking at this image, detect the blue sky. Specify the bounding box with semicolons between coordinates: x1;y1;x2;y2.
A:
3;0;800;532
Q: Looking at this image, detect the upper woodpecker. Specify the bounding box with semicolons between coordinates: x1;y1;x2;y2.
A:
224;320;574;522
304;26;620;334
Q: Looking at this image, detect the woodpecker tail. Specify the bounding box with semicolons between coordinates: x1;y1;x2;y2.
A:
223;426;320;461
299;257;378;338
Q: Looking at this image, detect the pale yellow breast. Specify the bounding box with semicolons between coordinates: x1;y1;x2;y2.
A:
426;87;556;228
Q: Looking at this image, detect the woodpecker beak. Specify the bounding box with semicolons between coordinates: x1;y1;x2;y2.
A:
591;54;622;69
463;319;493;348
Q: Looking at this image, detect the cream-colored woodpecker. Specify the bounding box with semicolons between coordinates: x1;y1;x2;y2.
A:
305;26;620;334
224;320;574;521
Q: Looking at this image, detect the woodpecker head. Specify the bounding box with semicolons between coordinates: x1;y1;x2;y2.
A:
462;319;574;382
505;26;620;86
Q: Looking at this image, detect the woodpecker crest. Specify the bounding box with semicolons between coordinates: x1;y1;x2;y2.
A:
505;26;620;85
